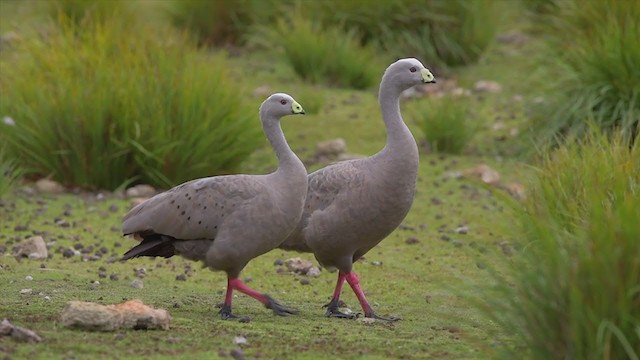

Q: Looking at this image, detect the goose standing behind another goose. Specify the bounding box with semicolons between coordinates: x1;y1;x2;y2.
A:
279;59;436;321
121;93;307;321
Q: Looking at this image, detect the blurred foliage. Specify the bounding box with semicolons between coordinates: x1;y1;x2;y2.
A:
0;143;22;198
411;96;475;154
529;0;640;146
48;0;129;25
0;15;261;190
251;14;378;89
483;128;640;359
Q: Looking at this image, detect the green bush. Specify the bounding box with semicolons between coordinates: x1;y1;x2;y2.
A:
483;129;640;359
252;15;378;89
530;0;640;146
412;97;474;154
0;17;261;190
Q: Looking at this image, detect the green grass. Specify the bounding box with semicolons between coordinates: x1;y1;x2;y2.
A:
410;97;476;154
250;14;379;90
529;0;640;146
481;129;640;359
0;15;260;190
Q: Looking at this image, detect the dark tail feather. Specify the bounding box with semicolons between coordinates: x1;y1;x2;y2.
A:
121;234;176;260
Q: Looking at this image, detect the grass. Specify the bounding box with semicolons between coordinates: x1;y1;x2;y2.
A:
481;129;640;359
0;14;260;190
528;0;640;146
411;96;475;154
251;14;378;90
0;143;22;198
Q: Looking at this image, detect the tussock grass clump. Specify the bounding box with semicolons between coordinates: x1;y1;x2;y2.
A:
310;0;502;70
0;17;260;190
484;130;640;359
252;16;378;89
49;0;128;24
413;97;474;154
531;0;640;145
167;0;283;46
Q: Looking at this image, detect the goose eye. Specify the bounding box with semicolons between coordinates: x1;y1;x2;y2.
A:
280;99;287;105
409;67;417;73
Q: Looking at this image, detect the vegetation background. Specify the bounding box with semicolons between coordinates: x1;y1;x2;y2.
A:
0;0;638;359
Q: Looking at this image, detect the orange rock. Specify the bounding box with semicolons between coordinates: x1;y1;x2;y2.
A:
462;164;501;185
60;299;170;331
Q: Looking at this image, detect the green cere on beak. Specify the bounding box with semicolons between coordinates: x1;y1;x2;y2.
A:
291;101;305;115
421;68;436;83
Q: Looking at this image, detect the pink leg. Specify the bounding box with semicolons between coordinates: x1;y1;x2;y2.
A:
228;277;268;305
344;271;400;321
332;271;348;301
219;277;298;319
324;271;357;319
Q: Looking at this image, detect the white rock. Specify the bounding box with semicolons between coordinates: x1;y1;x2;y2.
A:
125;184;156;198
35;178;65;194
284;257;313;274
2;116;15;126
315;138;347;157
233;335;248;345
473;80;502;93
14;236;48;260
20;289;32;295
306;267;321;277
25;275;33;281
44;296;51;301
455;225;469;234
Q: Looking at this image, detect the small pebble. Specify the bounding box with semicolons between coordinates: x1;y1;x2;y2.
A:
110;273;120;281
405;237;420;245
114;333;125;341
131;279;144;289
273;259;284;266
452;240;464;247
98;271;107;279
175;274;187;281
62;248;75;258
25;275;33;281
20;288;33;294
230;348;245;360
371;261;382;266
299;278;310;285
455;225;469;234
90;281;100;290
44;295;51;301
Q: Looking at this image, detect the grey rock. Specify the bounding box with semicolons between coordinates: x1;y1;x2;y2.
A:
14;236;48;260
315;138;347;157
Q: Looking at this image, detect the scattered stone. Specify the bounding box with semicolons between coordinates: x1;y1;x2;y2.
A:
230;348;245;360
13;236;48;260
440;235;450;242
62;248;75;258
125;184;156;198
499;241;513;256
371;261;382;266
90;281;100;290
284;257;313;275
131;279;144;289
405;237;420;245
108;204;119;213
35;178;65;194
14;225;28;232
233;335;248;345
98;271;107;279
306;266;321;277
462;164;501;185
273;259;284;266
0;319;42;343
473;80;502;93
299;278;310;285
55;219;70;228
315;138;347;158
452;240;464;248
476;261;487;269
2;115;16;126
25;275;33;281
114;333;125;340
398;224;414;231
20;289;32;295
110;273;120;281
44;296;51;301
134;267;146;278
504;182;526;200
455;225;469;235
60;299;171;331
357;317;376;324
175;274;187;281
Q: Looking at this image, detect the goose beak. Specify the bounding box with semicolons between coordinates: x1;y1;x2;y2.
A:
421;68;436;84
291;101;305;115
